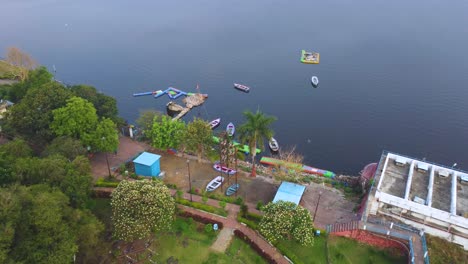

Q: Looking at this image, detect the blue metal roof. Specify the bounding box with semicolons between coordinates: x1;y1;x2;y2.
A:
133;152;161;166
272;181;306;206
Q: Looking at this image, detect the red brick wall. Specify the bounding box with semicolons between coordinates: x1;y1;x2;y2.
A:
332;230;408;254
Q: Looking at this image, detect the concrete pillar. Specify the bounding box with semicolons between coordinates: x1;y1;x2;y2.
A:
426;165;435;207
450;172;457;215
404;161;415;200
376;155;390;190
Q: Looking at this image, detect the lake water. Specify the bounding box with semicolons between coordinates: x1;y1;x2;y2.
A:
1;0;468;174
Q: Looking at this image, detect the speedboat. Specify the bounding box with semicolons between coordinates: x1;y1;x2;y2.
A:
234;83;250;93
311;76;319;87
206;176;225;192
225;184;240;196
226;122;235;137
213;162;236;175
209;118;221;129
269;137;279;152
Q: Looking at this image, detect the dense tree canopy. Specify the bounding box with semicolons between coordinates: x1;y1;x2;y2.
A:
184;118;213;162
70;85;119;122
4;81;71;144
3;66;52;102
259;201;314;246
136;109;162;139
238;110;276;176
51;96;99;139
150;115;186;150
86;117;119;153
111;180;175;241
42;136;87;161
0;184;103;264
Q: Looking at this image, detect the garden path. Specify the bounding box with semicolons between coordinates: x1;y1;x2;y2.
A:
210;227;234;252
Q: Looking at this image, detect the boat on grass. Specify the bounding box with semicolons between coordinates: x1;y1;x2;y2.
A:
300;50;320;64
213;163;236;175
269;137;279;152
225;183;240;196
234;83;250;93
226;122;235;136
209;118;221;129
311;76;319;87
206;176;224;192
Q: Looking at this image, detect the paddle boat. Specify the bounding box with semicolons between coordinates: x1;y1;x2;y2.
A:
300;50;320;64
213;163;236;175
209;118;221;129
206;176;224;192
269;137;279;152
234;83;250;93
226;122;235;137
225;183;240;196
311;76;319;87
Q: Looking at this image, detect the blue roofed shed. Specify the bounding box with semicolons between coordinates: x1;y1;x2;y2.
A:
272;181;306;206
133;152;161;177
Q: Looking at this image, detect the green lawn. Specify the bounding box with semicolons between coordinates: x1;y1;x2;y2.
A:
275;235;406;264
328;236;406;264
152;218;267;263
426;235;468;264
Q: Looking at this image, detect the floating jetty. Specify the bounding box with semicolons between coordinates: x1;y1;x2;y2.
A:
212;136;261;154
133;87;208;99
260;157;335;178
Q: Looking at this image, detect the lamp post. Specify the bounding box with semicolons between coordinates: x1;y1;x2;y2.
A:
312;191;322;222
102;137;111;177
187;159;192;202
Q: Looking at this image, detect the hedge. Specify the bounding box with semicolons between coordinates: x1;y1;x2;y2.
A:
233;229;278;264
178;211;224;229
176;198;228;217
94;178;120;188
237;216;259;230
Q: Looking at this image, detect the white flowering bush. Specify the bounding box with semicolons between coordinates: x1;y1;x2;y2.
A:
111;179;175;241
259;201;314;246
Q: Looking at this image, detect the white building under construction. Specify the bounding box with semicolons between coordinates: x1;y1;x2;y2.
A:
363;151;468;249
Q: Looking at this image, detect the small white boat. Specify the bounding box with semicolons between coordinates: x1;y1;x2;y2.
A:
206;176;225;192
209;118;221;129
226;122;235;137
234;83;250;93
269;137;279;152
311;76;319;87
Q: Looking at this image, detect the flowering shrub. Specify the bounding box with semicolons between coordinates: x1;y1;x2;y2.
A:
259;201;314;246
111;180;175;241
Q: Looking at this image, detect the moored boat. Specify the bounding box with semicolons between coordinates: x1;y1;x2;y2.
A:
206;176;225;192
226;122;235;137
301;50;320;64
213;163;236;175
225;184;240;196
234;83;250;93
269;137;279;152
209;118;221;129
311;76;319;87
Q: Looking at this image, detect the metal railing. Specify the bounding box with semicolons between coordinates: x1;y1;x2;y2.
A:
420;233;430;264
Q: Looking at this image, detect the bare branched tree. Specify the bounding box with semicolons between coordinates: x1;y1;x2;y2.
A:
6;46;37;81
278;145;304;165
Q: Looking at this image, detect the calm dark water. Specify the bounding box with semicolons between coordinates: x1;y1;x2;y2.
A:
1;0;468;174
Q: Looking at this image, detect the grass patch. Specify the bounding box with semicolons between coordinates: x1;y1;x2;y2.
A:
177;198;228;216
276;235;327;264
237;212;262;230
153;218;266;263
426;235;468;264
0;60;20;79
94;177;120;188
328;236;406;264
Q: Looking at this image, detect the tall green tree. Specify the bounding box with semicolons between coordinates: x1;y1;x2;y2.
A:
42;136;87;161
111;180;175;241
238;110;277;176
7;66;53;102
1;184;103;264
259;201;314;246
86;117;119;153
150;115;186;150
70;85;119;122
0;139;32;186
50;96;98;140
184;118;213;162
136;109;162;139
4;82;71;144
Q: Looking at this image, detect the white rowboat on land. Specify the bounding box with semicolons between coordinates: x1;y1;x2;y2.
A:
206;176;225;192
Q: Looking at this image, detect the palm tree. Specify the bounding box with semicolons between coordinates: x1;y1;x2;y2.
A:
238;110;277;177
